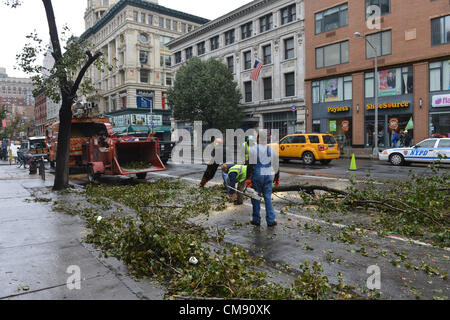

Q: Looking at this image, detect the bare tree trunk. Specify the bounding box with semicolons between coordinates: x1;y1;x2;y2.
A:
53;99;72;190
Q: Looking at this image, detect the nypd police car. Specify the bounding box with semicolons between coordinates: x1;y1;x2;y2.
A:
379;138;450;166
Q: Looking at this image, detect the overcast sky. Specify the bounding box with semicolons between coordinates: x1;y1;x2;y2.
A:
0;0;252;78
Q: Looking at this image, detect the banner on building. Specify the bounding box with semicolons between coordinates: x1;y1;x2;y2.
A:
324;78;339;102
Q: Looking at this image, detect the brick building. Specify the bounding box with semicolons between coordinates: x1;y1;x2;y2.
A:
34;91;47;136
304;0;450;149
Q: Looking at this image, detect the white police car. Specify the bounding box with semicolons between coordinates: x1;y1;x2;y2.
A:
379;138;450;166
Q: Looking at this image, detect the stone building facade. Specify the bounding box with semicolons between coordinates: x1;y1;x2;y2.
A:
80;0;209;139
168;0;306;138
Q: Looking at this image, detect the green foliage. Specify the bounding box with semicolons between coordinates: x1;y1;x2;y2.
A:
55;179;358;300
167;57;243;132
298;165;450;247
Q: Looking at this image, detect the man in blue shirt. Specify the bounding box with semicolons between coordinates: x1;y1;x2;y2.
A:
246;135;280;227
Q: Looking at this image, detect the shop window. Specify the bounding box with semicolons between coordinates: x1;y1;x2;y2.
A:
315;3;348;34
430;113;450;138
312;76;352;103
365;0;390;19
429;60;450;92
365;66;413;98
431;15;450;46
316;41;349;69
366;30;392;59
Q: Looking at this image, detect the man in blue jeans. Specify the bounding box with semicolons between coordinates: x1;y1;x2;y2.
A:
246;135;280;227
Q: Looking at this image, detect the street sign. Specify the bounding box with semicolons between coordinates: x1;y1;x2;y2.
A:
291;105;297;112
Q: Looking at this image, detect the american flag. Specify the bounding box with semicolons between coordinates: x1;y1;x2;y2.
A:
250;59;263;81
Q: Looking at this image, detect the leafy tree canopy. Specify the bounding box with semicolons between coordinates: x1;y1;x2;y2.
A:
167;57;243;133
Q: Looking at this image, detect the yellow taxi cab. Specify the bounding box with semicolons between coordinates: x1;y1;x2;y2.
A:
269;133;340;165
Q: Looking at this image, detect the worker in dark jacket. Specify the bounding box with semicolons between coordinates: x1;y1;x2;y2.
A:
221;163;248;205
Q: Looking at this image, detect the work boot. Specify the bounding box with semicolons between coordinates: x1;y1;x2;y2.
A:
199;177;207;188
267;221;278;227
250;220;261;227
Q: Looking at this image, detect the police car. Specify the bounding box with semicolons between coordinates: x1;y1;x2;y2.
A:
379;138;450;166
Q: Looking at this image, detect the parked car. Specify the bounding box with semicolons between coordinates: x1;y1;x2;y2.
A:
269;133;340;165
379;138;450;166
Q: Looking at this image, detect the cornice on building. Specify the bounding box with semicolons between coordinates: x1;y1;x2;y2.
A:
167;0;283;48
80;0;209;41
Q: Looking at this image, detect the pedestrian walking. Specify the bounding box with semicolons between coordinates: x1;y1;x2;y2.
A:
391;130;399;147
221;163;248;205
246;134;280;227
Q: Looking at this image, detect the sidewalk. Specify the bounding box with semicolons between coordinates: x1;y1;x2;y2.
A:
0;162;164;300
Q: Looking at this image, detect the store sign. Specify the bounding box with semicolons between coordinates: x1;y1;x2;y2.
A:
389;118;399;130
366;101;410;110
329;120;337;132
327;106;349;113
341;120;350;132
432;94;450;107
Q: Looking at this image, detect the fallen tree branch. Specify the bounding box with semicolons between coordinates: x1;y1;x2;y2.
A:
272;185;348;196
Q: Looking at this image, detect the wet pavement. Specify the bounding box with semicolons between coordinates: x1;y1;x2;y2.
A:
0;161;165;300
1;159;448;300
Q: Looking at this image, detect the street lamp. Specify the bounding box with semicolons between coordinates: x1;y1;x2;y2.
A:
355;32;379;156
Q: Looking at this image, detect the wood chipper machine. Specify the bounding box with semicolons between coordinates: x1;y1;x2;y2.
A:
84;133;166;182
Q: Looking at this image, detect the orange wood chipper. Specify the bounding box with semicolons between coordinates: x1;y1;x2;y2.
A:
46;116;166;181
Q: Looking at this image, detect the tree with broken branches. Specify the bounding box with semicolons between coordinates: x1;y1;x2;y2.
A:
4;0;108;190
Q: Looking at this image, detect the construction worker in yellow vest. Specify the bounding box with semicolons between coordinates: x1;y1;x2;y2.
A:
221;163;248;205
243;135;256;165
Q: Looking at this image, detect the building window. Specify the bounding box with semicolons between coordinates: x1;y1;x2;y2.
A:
141;13;146;24
161;55;171;67
315;41;349;69
312;77;353;103
315;3;348;34
285;72;295;97
181;23;186;33
185;47;193;60
160;36;172;50
365;0;390;19
281;4;296;25
159;17;164;27
225;29;235;45
166;77;172;86
260;13;273;33
263;77;272;100
188;25;192;32
140;70;149;83
210;36;219;51
243;51;252;70
166;19;171;29
366;30;392;58
175;52;182;64
241;22;253;40
365;66;413;98
226;56;234;72
197;42;205;55
139;51;148;64
244;81;252;102
431;15;450;46
429;60;450;92
133;11;138;22
148;15;153;25
284;37;294;60
262;44;271;64
173;21;178;31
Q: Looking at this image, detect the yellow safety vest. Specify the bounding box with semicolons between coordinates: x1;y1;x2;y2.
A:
228;165;247;183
